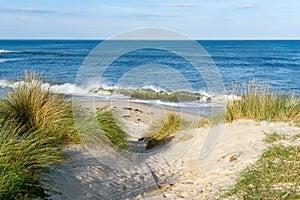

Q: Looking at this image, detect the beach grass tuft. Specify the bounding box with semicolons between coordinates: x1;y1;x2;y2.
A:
0;122;62;199
292;134;300;141
145;112;181;150
0;71;79;144
96;107;131;151
264;131;288;143
223;82;300;199
224;144;300;199
225;81;300;123
0;71;80;199
196;118;210;128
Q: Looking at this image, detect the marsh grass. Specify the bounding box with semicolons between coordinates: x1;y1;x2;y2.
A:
0;71;79;144
0;123;62;199
96;107;131;151
224;144;300;199
225;82;300;123
145;112;181;150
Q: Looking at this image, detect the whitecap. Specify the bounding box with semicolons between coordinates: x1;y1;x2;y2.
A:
0;50;21;53
0;58;22;63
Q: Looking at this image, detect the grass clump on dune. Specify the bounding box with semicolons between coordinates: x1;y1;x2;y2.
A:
145;112;181;150
225;82;300;123
224;144;300;199
224;82;300;199
96;107;131;151
95;108;182;151
196;118;210;128
0;71;79;144
0;122;62;199
264;131;288;143
0;71;79;199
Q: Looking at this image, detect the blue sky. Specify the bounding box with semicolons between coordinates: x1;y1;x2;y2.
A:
0;0;299;39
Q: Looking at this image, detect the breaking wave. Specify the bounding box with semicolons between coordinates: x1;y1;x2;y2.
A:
0;79;238;116
0;79;233;102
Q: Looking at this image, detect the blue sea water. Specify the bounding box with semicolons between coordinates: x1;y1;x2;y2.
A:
0;40;299;100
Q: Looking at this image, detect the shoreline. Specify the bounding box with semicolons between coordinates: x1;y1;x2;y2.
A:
72;98;224;118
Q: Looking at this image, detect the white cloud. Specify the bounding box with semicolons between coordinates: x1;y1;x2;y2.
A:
102;5;176;18
170;3;197;8
237;3;255;9
0;7;76;16
0;7;56;13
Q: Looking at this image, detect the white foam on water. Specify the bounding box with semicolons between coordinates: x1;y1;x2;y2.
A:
0;50;22;53
0;80;11;88
0;58;22;63
0;80;89;96
49;83;88;95
141;85;172;93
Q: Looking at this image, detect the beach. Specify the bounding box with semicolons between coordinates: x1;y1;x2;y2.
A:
1;1;300;198
41;100;300;199
0;40;299;199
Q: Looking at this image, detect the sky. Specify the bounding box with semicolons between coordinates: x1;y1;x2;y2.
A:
0;0;299;39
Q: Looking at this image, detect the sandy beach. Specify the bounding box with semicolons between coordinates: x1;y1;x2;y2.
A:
41;101;300;199
1;3;299;199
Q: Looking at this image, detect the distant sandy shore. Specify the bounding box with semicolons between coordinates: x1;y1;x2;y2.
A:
42;101;300;199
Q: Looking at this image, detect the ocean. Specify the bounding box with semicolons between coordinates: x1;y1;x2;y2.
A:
0;40;299;113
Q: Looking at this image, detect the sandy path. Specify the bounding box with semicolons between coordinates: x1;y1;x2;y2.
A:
41;102;300;199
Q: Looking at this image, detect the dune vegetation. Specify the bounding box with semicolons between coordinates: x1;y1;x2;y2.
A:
225;82;300;124
224;142;300;199
145;112;182;150
223;82;300;199
96;107;131;151
95;108;182;151
0;72;79;143
0;124;62;199
0;72;78;199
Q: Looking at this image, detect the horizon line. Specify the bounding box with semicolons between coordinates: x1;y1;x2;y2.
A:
1;38;300;41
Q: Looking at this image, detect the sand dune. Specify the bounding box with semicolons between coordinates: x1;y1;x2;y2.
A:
41;101;300;199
